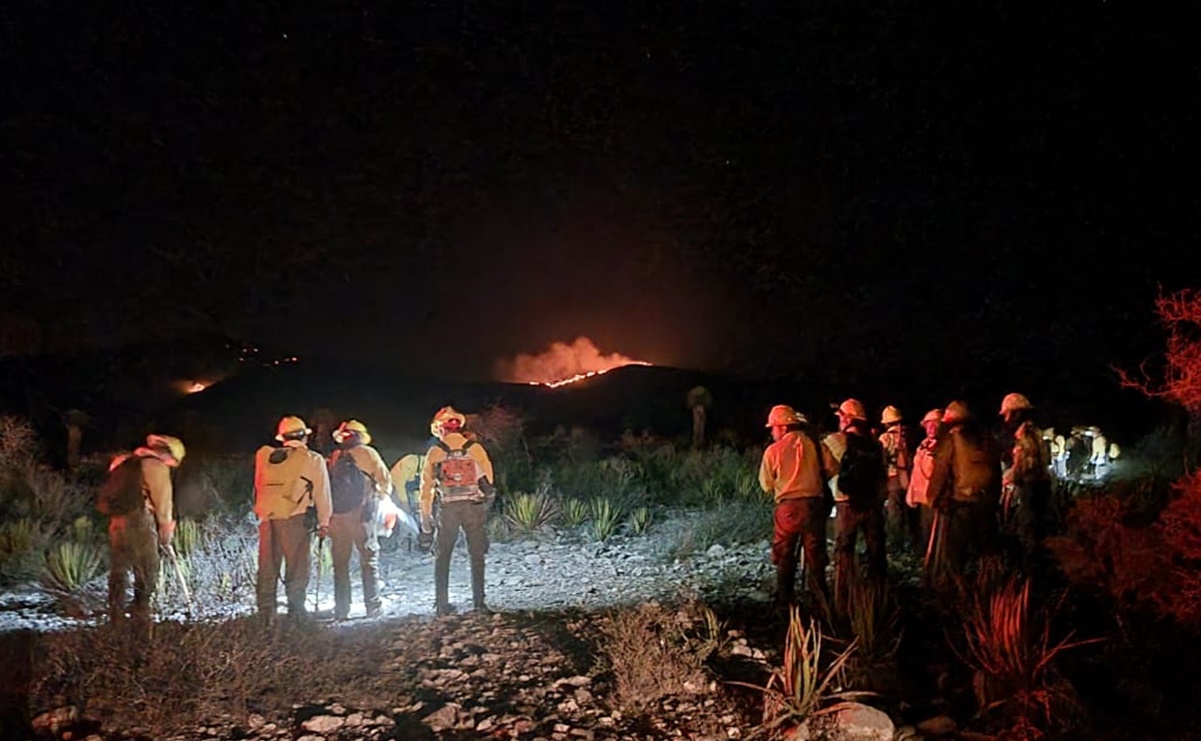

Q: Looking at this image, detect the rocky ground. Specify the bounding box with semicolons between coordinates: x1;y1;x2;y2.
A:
10;513;979;741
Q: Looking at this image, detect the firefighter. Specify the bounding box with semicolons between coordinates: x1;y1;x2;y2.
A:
420;406;497;616
925;401;1001;580
328;420;392;620
822;399;887;606
758;405;831;607
1000;393;1052;573
101;434;184;626
254;416;331;622
878;405;918;553
905;409;944;558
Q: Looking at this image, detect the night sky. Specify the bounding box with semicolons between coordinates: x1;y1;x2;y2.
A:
3;3;1198;396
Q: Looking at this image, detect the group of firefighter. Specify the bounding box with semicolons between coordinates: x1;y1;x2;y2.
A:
104;405;495;625
759;393;1058;608
106;391;1069;623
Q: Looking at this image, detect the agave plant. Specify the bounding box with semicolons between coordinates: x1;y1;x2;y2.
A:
503;491;557;535
732;606;866;737
589;497;623;541
626;506;652;536
561;497;590;529
43;541;105;593
953;577;1100;732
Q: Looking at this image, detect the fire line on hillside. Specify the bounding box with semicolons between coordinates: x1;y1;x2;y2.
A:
497;337;652;388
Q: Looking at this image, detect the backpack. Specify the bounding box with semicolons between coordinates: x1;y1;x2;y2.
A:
97;455;146;516
330;450;373;515
435;440;487;502
837;433;885;505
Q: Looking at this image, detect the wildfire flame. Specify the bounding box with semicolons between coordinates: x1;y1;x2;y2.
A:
497;337;652;388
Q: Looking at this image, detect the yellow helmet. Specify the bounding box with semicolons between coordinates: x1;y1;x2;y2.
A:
836;399;867;421
146;434;185;464
942;401;971;424
431;406;467;437
999;392;1033;415
921;409;943;425
332;419;372;445
275;415;312;441
765;404;804;427
880;405;903;425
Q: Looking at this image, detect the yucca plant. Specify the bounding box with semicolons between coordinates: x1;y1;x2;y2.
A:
0;518;40;553
589;497;623;542
503;491;557;535
561;497;590;529
953;577;1099;732
841;579;902;666
173;519;203;558
732;606;865;737
43;541;105;593
68;516;98;546
626;506;653;535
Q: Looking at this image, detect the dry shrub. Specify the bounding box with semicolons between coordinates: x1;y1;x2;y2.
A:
1047;473;1201;628
595;598;724;713
32;617;376;736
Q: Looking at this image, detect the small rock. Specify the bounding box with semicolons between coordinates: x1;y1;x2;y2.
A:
300;715;345;734
424;704;460;732
706;544;727;558
793;701;894;740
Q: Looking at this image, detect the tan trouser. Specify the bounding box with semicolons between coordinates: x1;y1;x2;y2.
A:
108;509;159;622
256;514;311;617
329;506;380;618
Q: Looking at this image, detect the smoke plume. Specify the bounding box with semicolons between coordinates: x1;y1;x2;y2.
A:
496;337;650;386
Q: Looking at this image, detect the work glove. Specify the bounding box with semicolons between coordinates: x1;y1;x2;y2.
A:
418;523;434;552
158;520;175;547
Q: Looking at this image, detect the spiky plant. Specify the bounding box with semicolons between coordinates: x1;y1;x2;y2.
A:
953;577;1099;733
561;497;590;528
173;519;203;558
589;497;623;541
732;606;865;738
503;491;557;535
43;541;104;593
626;506;652;535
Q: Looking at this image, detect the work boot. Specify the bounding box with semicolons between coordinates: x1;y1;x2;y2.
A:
472;600;493;615
435;603;457;617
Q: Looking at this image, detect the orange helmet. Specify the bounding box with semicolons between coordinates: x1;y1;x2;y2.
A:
765;404;804;427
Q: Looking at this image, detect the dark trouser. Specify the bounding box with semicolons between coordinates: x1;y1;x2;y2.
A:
935;499;999;580
257;514;311;617
329;506;380;618
108;510;159;623
770;498;830;605
434;499;490;610
885;480;921;553
834;501;886;606
1012;481;1052;574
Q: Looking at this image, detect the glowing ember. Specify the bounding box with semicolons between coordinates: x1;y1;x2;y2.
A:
498;337;652;387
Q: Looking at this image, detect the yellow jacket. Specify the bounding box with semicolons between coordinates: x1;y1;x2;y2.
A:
759;430;825;502
254;441;332;525
926;424;1001;505
139;455;174;528
419;432;494;522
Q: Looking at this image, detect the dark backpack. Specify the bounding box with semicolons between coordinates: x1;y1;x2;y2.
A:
838;433;885;505
97;455;146;516
330;450;373;515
